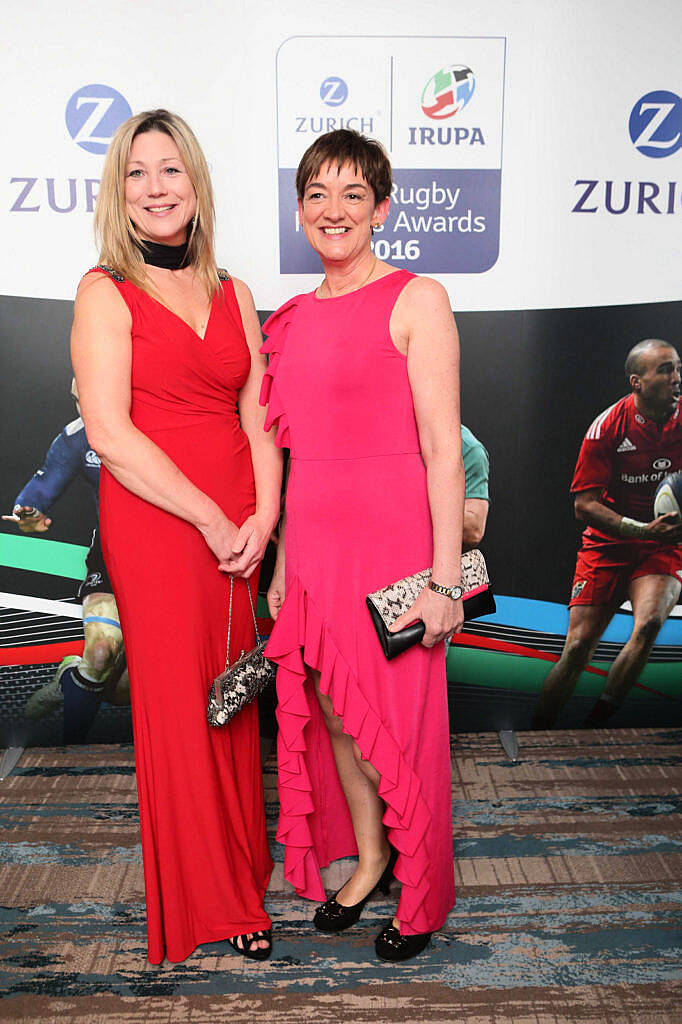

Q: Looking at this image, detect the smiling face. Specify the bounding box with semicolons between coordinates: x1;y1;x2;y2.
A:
631;345;682;420
297;161;389;268
124;129;197;246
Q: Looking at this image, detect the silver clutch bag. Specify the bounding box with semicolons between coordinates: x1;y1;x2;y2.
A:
366;549;495;660
207;577;276;727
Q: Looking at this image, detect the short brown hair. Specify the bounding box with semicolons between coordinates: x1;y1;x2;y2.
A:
295;129;392;205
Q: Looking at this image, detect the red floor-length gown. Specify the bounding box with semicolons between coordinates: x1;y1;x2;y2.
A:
91;265;272;964
260;270;455;936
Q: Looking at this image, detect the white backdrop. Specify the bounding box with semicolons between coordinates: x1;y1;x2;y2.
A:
1;0;680;312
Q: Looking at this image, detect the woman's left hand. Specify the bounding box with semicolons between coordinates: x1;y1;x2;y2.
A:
388;586;464;647
219;511;276;578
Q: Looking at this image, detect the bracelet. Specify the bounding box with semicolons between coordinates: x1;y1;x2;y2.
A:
620;516;648;539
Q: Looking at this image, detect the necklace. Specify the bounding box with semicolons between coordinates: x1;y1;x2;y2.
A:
136;237;190;270
321;255;378;298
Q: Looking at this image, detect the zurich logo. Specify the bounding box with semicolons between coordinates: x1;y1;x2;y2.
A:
65;84;132;155
653;457;672;471
421;66;475;120
629;90;682;158
320;77;348;107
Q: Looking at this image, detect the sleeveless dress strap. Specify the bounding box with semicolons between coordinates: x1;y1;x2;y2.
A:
92;264;125;283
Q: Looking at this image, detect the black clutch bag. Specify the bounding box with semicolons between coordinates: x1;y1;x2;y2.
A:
365;549;495;660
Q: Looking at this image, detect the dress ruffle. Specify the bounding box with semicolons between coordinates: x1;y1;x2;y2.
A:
260;296;301;449
266;575;437;936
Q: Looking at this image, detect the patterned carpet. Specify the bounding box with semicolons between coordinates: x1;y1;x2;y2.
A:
1;729;681;1023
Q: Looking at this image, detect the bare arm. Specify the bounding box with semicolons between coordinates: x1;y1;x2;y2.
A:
574;487;682;542
70;273;238;563
225;278;283;576
463;498;489;549
390;277;465;644
266;458;289;620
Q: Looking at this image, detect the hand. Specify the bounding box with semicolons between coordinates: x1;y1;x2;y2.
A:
267;558;285;620
198;513;240;566
645;512;682;544
219;511;277;578
2;505;52;533
389;585;464;647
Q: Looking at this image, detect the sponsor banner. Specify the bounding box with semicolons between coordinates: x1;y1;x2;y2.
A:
277;36;505;275
1;1;680;310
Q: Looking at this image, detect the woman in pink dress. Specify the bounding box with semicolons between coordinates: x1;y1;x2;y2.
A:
262;130;464;961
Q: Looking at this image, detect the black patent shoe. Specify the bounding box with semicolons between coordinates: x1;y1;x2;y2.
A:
375;921;431;962
313;847;398;933
227;928;272;961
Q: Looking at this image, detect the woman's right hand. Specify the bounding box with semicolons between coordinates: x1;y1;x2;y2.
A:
267;558;285;620
199;513;240;567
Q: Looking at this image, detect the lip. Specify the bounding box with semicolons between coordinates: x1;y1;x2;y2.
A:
144;204;177;216
320;226;350;235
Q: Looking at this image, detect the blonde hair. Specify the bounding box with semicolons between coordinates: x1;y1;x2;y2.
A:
94;109;220;297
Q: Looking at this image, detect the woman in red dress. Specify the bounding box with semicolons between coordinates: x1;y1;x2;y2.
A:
71;109;282;964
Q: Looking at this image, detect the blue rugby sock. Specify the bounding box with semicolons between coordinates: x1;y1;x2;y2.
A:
60;667;104;745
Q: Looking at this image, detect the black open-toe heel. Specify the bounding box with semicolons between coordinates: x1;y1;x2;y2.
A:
227;928;272;961
313;846;398;933
375;921;431;962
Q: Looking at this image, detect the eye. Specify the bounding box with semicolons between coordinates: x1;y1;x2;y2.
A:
164;166;181;175
306;190;324;200
127;169;143;178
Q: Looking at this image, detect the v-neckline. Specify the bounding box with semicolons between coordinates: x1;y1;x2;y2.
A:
152;292;215;343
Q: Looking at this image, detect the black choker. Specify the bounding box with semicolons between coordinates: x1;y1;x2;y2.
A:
137;237;190;270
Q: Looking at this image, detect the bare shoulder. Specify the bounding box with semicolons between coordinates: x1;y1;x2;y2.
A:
399;274;452;313
229;275;255;306
391;274;456;350
230;276;260;327
74;271;130;326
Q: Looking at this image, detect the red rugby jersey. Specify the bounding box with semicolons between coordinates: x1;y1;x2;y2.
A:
571;394;682;544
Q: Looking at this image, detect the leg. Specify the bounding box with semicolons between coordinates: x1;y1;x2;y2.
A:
312;669;392;905
22;592;126;733
531;603;616;729
102;666;130;707
585;574;681;726
62;592;125;744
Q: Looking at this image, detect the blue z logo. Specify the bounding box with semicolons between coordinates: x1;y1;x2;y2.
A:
320;77;349;107
65;85;132;155
629;90;682;158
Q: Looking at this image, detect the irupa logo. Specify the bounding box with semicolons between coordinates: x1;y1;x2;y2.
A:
409;65;484;147
421;65;475;119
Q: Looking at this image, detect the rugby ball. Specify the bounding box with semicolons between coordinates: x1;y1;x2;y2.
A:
653;470;682;518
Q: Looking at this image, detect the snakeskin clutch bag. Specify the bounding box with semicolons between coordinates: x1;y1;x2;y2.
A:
366;549;495;660
207;578;276;727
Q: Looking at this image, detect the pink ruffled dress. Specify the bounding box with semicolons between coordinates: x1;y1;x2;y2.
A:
260;269;455;935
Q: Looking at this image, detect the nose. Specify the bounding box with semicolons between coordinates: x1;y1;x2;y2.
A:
146;170;167;196
325;194;343;221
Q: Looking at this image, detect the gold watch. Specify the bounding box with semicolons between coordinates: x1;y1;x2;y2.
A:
428;581;463;601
